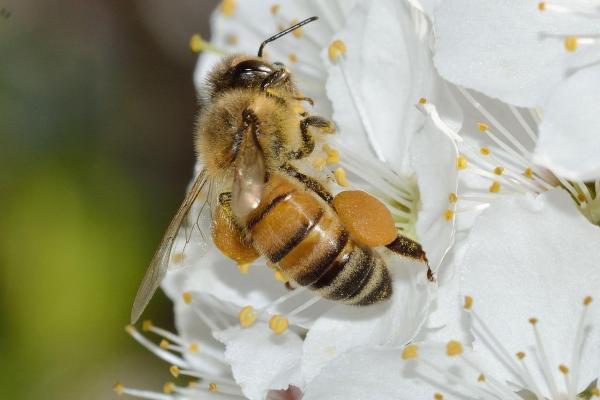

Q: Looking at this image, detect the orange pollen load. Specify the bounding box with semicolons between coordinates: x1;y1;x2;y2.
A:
212;206;259;264
332;190;397;247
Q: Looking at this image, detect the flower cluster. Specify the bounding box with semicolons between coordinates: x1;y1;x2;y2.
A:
117;0;600;399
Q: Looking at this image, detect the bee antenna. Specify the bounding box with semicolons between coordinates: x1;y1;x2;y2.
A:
257;16;318;57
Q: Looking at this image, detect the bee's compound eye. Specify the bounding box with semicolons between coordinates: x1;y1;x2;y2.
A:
232;60;273;80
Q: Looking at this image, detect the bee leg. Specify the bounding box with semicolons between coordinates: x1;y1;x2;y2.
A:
288;116;336;160
294;96;314;106
261;69;290;91
279;163;333;204
385;236;434;282
213;191;259;264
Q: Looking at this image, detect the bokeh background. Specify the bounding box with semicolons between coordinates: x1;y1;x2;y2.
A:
0;0;219;398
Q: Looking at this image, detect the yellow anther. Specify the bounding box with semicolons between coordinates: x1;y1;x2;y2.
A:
171;252;185;265
208;383;218;392
326;150;340;165
189;34;227;55
559;364;569;374
274;269;288;283
448;193;458;203
489;181;501;193
220;0;236;16
170;365;180;378
478;122;489;132
578;193;587;203
456;155;468;170
494;166;504;175
529;317;538;325
113;383;125;395
227;34;239;46
142;320;153;332
584;296;593;305
480;147;490;156
328;39;347;62
188;342;199;353
565;36;578;52
524;167;533;178
592;387;600;397
290;19;303;38
270;4;280;15
160;339;170;349
288;53;298;63
434;393;444;400
443;209;454;221
124;325;135;335
312;157;326;171
237;262;251;274
419;97;428;105
335;167;350;187
516;351;526;360
463;296;473;310
239;306;257;328
189;34;204;53
538;2;546;11
269;314;289;335
163;382;176;394
402;344;418;360
478;374;486;382
446;340;464;356
183;292;192;304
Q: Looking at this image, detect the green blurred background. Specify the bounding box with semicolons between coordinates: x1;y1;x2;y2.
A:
0;0;218;398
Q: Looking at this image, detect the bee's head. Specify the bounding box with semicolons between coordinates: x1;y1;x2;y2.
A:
203;17;318;99
205;55;294;97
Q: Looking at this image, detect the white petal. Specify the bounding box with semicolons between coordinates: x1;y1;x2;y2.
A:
417;236;472;344
214;323;304;400
433;0;599;107
303;344;474;400
411;117;458;270
534;64;600;181
324;0;436;173
301;259;433;383
162;247;289;311
461;188;600;395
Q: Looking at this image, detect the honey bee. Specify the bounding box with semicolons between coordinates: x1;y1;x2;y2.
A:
130;17;428;324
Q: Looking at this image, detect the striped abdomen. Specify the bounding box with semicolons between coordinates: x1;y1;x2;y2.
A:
246;174;392;305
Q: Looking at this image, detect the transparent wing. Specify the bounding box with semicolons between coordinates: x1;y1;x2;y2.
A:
130;169;213;323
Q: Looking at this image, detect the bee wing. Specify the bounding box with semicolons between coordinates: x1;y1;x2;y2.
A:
130;169;210;324
231;122;266;220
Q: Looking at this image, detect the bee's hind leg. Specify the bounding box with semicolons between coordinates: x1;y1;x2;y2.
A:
385;235;434;282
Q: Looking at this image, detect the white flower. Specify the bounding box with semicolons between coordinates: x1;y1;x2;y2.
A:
402;189;600;399
128;0;463;398
117;293;305;400
427;85;600;229
432;0;600;181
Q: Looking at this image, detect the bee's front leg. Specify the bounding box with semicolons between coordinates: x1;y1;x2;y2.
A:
288;116;336;161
